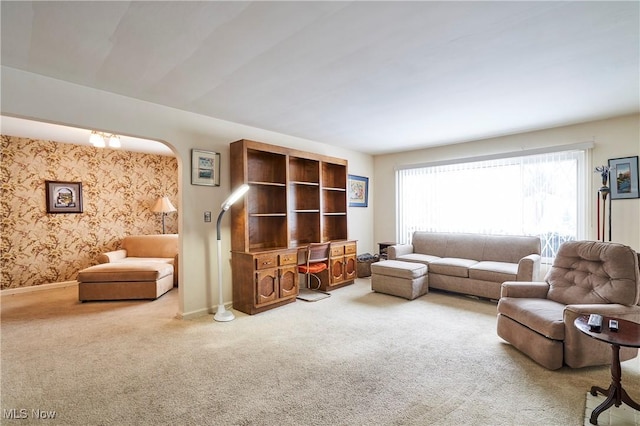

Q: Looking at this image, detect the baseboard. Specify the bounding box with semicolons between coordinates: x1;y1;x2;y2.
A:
1;281;78;296
178;302;233;320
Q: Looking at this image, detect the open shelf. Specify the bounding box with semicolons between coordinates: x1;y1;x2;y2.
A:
247;149;287;184
290;156;320;184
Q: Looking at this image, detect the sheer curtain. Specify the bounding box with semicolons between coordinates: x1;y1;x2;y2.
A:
396;147;589;262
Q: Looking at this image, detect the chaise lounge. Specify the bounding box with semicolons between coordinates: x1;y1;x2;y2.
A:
77;234;179;301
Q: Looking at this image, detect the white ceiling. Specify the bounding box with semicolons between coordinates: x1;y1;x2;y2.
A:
1;1;639;155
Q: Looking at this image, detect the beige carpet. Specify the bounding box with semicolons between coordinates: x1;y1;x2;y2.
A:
1;279;639;425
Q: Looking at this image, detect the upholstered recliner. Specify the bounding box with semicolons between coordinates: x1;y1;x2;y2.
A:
497;240;640;370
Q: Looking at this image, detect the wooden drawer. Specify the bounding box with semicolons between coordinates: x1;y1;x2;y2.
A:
330;245;344;257
344;243;357;255
254;253;277;270
279;250;298;266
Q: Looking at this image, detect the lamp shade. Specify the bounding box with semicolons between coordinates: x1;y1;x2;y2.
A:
221;184;250;211
151;196;177;213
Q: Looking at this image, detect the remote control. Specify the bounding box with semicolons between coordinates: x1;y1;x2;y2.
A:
587;314;603;332
609;319;619;332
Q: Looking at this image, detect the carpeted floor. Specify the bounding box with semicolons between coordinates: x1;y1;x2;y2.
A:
1;278;638;425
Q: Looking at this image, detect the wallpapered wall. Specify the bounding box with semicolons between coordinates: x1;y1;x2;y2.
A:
0;135;178;289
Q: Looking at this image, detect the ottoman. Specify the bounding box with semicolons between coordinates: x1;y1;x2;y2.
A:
371;260;428;300
77;262;174;301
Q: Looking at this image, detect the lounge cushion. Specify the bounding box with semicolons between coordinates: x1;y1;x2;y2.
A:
77;262;173;283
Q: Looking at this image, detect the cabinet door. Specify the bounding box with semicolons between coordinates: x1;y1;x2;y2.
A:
255;268;278;305
330;256;345;284
279;265;298;298
343;254;357;281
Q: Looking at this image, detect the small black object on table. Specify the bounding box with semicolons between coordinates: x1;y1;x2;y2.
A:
574;315;640;425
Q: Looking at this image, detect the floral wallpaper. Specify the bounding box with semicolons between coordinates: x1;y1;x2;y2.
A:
0;135;178;289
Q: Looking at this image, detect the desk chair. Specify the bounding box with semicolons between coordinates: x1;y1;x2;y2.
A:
297;242;331;301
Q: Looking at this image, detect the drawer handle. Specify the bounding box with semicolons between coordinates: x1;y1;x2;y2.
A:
262;261;273;266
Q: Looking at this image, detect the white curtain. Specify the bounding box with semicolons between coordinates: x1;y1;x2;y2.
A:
396;148;588;262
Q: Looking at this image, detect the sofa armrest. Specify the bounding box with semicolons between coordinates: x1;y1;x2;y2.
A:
516;254;541;281
500;281;549;299
388;244;413;259
97;249;127;264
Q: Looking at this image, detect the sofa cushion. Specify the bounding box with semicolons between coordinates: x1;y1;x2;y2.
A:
497;297;566;340
428;258;477;278
442;234;487;261
469;261;518;283
481;235;541;263
395;253;440;265
412;233;449;258
546;241;640;306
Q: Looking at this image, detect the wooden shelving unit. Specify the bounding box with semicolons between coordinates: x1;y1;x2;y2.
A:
229;139;356;314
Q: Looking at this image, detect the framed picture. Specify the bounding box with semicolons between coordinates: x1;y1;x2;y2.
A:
608;156;639;199
191;149;220;186
46;181;83;213
348;174;369;207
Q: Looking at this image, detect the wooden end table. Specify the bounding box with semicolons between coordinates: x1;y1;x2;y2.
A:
378;242;396;260
574;315;640;425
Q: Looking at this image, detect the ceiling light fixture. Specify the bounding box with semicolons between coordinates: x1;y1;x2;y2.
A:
90;130;121;148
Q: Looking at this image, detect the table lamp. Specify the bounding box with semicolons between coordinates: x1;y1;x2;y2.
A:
151;196;177;234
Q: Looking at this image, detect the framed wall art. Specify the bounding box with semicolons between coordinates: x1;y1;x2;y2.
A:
46;181;83;213
348;174;369;207
608;156;639;199
191;149;220;186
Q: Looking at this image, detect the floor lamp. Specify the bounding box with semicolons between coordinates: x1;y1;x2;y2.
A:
214;184;250;322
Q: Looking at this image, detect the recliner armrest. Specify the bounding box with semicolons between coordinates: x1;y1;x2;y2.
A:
388;244;412;259
500;281;549;299
97;249;127;264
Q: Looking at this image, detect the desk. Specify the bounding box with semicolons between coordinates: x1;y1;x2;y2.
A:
574;315;640;425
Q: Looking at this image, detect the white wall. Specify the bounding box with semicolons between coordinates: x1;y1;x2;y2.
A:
374;114;640;251
1;67;375;318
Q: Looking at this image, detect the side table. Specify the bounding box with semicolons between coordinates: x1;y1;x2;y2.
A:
378;242;396;260
574;315;640;425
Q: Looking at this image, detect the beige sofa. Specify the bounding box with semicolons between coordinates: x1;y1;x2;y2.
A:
497;241;640;369
388;232;541;300
98;234;179;286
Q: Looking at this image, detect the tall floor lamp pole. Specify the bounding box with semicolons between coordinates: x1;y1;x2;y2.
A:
214;184;250;322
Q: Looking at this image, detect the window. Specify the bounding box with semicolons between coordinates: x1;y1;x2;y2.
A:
396;146;589;262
